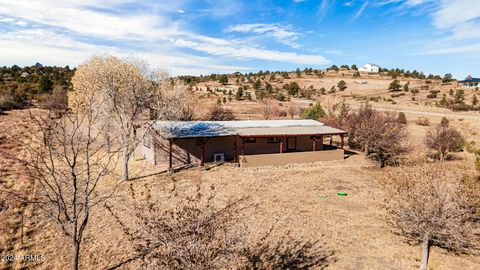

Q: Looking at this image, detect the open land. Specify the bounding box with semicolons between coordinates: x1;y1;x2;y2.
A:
1;70;480;269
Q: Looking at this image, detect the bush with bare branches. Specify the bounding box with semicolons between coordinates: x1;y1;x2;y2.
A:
425;124;464;161
113;183;333;270
381;164;480;270
356;111;409;167
204;104;236;121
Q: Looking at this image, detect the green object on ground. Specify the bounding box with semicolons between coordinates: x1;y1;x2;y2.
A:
337;192;348;196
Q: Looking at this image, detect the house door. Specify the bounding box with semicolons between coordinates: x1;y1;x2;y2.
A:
287;137;296;151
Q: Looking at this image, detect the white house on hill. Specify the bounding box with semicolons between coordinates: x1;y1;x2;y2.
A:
358;63;379;73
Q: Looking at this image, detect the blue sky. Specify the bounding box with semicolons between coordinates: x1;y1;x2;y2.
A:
0;0;479;79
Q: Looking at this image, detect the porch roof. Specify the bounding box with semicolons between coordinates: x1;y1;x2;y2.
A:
237;125;347;137
151;119;347;139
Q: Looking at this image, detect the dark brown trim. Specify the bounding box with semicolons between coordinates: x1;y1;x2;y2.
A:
239;132;347;138
233;136;237;163
168;139;173;171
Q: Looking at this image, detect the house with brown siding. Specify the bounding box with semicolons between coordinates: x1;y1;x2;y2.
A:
141;120;347;169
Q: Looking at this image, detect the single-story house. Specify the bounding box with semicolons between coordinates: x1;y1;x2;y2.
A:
358;63;380;73
141;119;347;168
459;76;480;88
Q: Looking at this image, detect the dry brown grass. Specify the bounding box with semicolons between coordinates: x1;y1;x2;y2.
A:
2;78;480;270
9;151;477;270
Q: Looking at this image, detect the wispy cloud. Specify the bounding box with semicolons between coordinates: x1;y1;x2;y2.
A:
351;1;369;21
0;28;250;75
432;0;480;40
0;16;28;27
0;0;331;74
377;0;480;56
225;23;302;48
317;0;334;20
417;43;480;55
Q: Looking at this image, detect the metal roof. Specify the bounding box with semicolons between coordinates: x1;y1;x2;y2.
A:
459;78;480;83
152;120;346;139
237;126;347;137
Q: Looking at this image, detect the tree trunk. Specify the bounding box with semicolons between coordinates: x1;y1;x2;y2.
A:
419;233;430;270
378;158;385;168
73;239;80;270
122;145;129;181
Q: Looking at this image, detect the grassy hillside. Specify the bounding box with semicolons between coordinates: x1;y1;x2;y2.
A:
180;68;478;120
0;64;73;112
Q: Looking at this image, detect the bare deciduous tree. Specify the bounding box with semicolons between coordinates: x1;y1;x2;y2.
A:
262;100;273;120
381;164;480;270
355;111;409;167
19;104;120;270
70;56;157;181
425;124;464;161
204;104;236;121
151;76;196;121
287;106;296;119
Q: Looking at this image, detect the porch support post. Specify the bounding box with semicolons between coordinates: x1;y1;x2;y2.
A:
233;136;237;163
200;138;205;166
340;134;344;149
312;137;316;152
241;137;245;155
168;139;173;172
280;138;284;153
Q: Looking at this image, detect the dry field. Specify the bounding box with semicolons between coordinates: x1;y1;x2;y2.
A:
1;73;480;269
14;151;480;270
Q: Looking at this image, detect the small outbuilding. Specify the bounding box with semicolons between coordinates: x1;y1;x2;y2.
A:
141;119;347;169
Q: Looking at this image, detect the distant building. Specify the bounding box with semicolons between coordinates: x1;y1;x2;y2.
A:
20;71;30;78
358;63;379;73
458;75;480;88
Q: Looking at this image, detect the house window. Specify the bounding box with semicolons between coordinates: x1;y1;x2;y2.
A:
267;137;281;143
243;137;256;143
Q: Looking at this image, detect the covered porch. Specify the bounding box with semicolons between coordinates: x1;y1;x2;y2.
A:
148;120;348;170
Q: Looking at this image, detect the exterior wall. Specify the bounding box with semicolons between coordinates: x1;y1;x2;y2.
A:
241;135;323;155
359;64;379;73
239;149;344;167
173;136;236;162
141;135;156;164
460;82;479;88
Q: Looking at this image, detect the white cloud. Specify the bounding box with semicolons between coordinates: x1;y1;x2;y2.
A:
432;0;480;40
378;0;480;55
0;0;331;73
174;38;329;65
225;23;302;48
0;29;249;75
0;16;28;27
417;43;480;55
